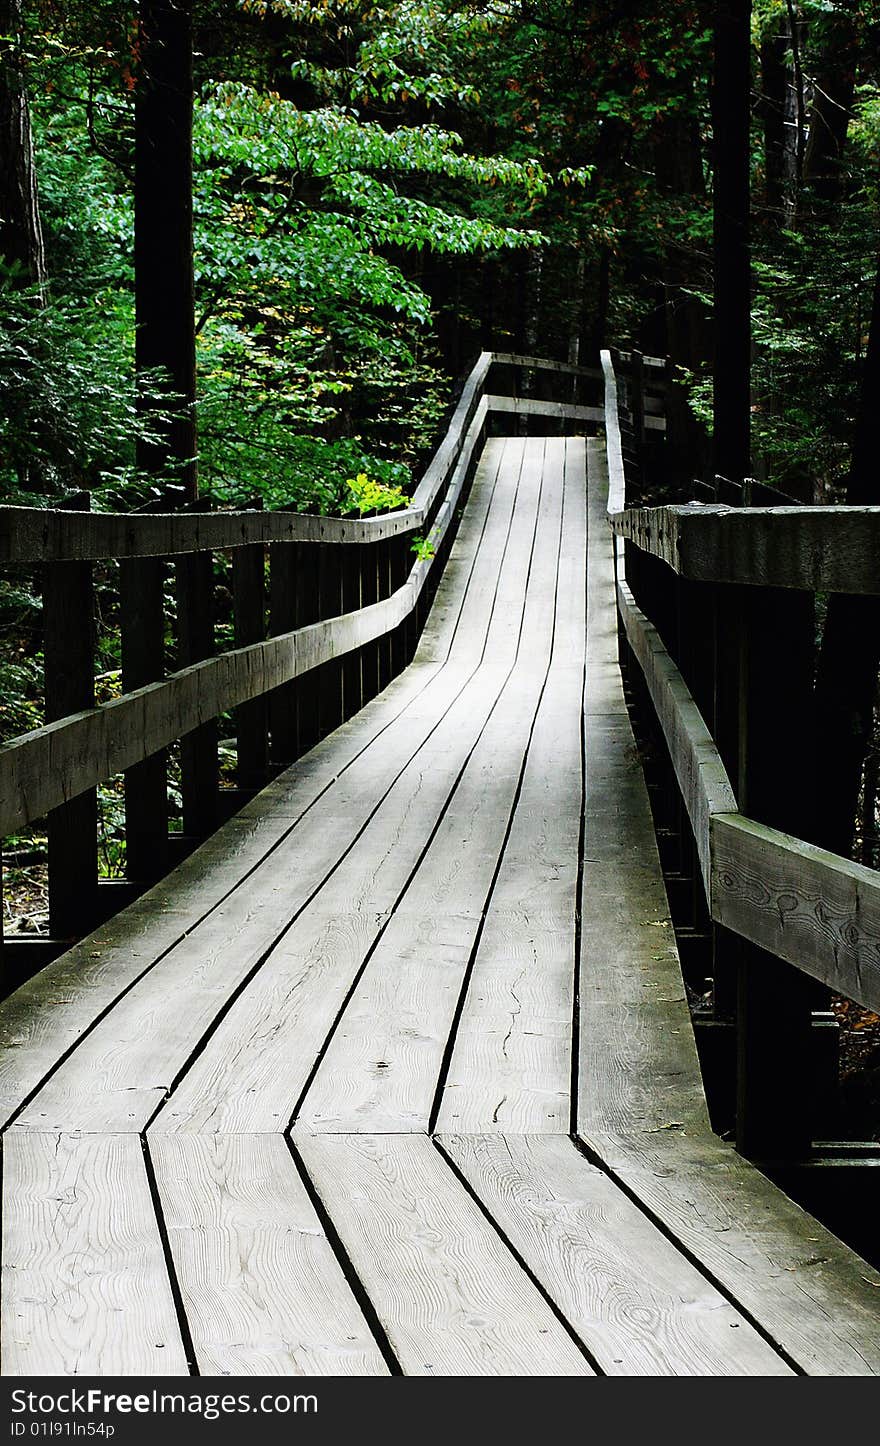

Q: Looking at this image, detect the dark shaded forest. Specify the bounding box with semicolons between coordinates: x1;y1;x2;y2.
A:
2;0;880;893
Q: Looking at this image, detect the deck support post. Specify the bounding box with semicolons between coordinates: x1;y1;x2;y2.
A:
733;586;818;1162
341;545;363;721
121;555;168;882
359;541;380;704
317;543;344;737
45;493;98;939
268;538;298;769
233;505;269;790
378;540;393;691
176;523;217;839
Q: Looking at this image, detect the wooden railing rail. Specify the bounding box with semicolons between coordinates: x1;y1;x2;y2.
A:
0;351;606;983
601;346;880;1158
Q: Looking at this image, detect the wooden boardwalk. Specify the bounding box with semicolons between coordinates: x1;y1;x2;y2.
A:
1;435;879;1376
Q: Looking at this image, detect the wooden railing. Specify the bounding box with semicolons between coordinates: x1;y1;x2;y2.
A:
602;347;880;1163
0;351;605;985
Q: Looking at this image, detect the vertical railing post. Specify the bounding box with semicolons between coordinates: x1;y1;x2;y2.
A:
377;538;392;691
733;585;818;1161
121;551;168;883
295;542;321;754
317;542;344;736
359;540;380;704
233;503;269;790
45;493;98;939
341;541;363;721
268;536;297;769
390;532;409;675
176;507;217;839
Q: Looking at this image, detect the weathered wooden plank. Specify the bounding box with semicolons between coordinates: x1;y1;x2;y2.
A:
490;352;604;380
484;394;604;424
600;350;626;516
711;812;880;1013
156;442;544;1136
439;1134;791;1376
299;440;564;1134
0;434;506;1132
616;578;737;891
0;357;493;565
582;1123;880;1377
579;437;714;1146
17;444;524;1135
582;438;880;1377
295;1133;593;1376
435;442;587;1134
611;501;880;595
1;1132;188;1376
150;1134;388;1376
0;403;489;838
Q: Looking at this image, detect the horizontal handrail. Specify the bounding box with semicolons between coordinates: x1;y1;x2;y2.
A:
611;501;880;595
0;353;493;562
0;353;608;564
0;397;489;834
602;347;880;1015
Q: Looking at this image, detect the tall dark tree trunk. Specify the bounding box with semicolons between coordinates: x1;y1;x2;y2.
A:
135;0;197;498
0;0;46;292
758;24;787;222
813;260;880;857
712;0;752;483
803;1;857;208
652;102;710;482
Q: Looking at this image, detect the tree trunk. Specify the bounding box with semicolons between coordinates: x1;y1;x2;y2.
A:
712;0;752;483
0;0;46;292
135;0;197;498
813;258;880;857
803;1;857;208
758;25;787;222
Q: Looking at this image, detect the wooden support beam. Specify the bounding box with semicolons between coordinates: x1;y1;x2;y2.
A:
268;540;297;767
120;556;168;883
712;0;752;481
233;513;269;790
175;542;217;839
317;543;344;737
296;542;321;754
340;545;362;720
44;494;98;940
359;541;380;705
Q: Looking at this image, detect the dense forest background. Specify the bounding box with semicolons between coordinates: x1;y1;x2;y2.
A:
2;0;880;874
4;0;878;517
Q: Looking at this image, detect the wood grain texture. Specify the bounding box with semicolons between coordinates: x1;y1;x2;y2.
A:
582;1124;880;1377
616;578;737;891
439;1134;791;1376
711;812;880;1012
0;437;506;1131
0;397;490;838
600;349;627;515
484;394;604;424
19;441;522;1135
299;440;564;1133
150;1134;388;1376
0;356;493;564
580;441;721;1145
1;1132;188;1377
295;1132;593;1377
583;438;880;1376
436;442;586;1134
611;501;880;595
